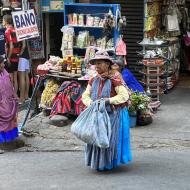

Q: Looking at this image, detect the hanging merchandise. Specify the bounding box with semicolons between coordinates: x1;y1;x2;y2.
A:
116;37;127;64
163;1;182;35
167;14;180;32
40;79;60;109
61;26;74;57
103;9;115;42
116;7;124;31
76;31;89;48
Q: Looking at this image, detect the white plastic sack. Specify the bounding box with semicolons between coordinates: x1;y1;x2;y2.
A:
71;100;111;148
167;14;179;32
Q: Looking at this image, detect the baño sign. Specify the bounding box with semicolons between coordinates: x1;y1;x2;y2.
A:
12;9;39;41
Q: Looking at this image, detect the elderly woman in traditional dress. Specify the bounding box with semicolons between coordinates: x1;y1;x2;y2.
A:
82;51;132;170
0;55;19;154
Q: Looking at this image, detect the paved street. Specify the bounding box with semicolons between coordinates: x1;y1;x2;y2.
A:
1;75;190;190
1;150;190;190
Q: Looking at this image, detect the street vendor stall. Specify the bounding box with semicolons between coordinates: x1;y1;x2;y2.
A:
20;3;127;128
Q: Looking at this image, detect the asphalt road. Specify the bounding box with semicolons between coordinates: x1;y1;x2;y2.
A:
1;150;190;190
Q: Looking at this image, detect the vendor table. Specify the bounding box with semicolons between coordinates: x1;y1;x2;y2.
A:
20;73;88;130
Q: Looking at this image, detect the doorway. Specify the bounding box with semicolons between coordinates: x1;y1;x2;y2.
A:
43;12;64;59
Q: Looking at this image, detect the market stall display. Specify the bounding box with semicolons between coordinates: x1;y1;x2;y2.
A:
40;79;60;109
37;55;83;76
20;3;126;128
138;0;190;105
63;3;121;57
139;38;180;93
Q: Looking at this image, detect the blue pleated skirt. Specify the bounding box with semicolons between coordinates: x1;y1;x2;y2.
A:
0;127;18;144
85;108;132;170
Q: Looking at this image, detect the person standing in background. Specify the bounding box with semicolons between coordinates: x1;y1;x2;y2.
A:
18;40;30;104
112;58;144;93
0;24;6;58
3;14;21;94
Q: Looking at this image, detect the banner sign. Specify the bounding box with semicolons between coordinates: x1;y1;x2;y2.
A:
12;9;39;41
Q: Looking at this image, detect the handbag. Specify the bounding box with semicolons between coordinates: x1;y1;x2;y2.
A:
71;99;111;148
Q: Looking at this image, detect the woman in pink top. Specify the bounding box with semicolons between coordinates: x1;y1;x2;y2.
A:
0;55;19;154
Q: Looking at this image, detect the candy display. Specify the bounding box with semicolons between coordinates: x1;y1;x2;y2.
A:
62;55;82;74
37;55;83;76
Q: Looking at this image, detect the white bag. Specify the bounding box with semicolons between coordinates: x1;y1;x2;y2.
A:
167;14;179;32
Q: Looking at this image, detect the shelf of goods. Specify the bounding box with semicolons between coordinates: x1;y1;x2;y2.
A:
63;3;120;56
140;58;165;102
140;39;180;92
139;0;183;101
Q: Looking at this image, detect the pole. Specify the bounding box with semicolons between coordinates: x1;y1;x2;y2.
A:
20;75;42;130
19;0;41;130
